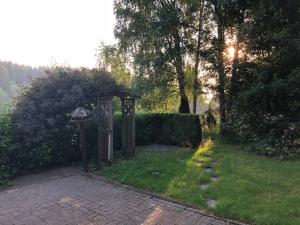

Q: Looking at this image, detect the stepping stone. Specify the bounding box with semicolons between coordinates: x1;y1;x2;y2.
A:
207;199;217;209
200;183;210;190
194;162;202;167
211;176;219;182
205;167;213;173
151;171;161;176
211;161;218;167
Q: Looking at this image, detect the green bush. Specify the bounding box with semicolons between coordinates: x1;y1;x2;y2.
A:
0;107;14;185
11;67;118;171
224;109;299;159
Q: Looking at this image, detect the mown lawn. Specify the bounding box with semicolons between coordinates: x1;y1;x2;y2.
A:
95;138;300;225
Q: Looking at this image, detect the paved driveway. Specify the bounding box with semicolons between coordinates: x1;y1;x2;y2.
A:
0;168;243;225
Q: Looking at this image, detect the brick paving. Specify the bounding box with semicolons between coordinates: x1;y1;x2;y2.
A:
0;168;243;225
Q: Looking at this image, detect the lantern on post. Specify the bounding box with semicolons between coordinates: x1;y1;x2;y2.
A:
70;107;93;172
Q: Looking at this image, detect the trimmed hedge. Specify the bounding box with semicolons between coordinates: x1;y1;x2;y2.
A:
113;113;202;150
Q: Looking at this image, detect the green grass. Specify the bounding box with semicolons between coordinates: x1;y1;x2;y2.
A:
95;138;300;225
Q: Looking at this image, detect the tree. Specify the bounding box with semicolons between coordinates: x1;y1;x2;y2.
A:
192;0;205;114
223;0;300;158
209;0;227;132
114;0;191;113
183;0;209;113
97;43;132;87
227;0;248;111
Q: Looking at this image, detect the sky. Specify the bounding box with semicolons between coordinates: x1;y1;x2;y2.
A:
0;0;116;68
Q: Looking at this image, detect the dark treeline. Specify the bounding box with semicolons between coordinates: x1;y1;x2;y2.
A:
0;61;46;104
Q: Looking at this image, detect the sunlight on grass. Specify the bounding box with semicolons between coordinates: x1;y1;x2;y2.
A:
165;139;215;206
95;139;300;225
190;138;214;165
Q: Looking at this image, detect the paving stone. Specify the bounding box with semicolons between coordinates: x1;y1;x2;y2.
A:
0;168;244;225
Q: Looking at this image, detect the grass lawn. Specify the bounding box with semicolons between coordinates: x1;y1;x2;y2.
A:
95;137;300;225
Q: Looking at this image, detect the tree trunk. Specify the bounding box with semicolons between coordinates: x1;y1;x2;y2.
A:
174;30;190;113
192;0;204;114
217;20;226;133
177;63;190;113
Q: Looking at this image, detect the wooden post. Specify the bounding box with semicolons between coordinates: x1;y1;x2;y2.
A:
79;122;88;172
122;96;135;157
70;107;92;172
132;98;136;155
97;96;113;163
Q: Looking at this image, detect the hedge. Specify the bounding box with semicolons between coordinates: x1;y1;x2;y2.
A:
112;113;202;150
0;108;14;185
73;112;202;158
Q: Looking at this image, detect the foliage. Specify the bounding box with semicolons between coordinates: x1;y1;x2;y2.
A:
97;43;132;87
0;107;14;185
201;107;217;129
113;113;202;149
9;67;202;173
11;67;118;171
96;138;300;225
111;0;299;156
97;43;182;112
133;74;180;112
224;108;299;159
0;87;10;107
114;0;193;112
222;0;300;158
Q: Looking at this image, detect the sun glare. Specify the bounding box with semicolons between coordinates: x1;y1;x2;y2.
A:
228;47;235;59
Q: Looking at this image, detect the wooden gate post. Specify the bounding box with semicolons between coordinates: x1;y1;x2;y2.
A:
97;95;113;163
121;96;135;157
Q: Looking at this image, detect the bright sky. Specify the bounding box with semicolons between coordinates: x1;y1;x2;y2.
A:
0;0;116;68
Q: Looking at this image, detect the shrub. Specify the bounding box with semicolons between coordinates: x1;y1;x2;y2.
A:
11;67;118;171
201;108;217;129
224;108;299;159
245;116;299;159
0;107;14;185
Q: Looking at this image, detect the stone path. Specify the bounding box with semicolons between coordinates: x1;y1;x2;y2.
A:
196;158;221;209
0;168;244;225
